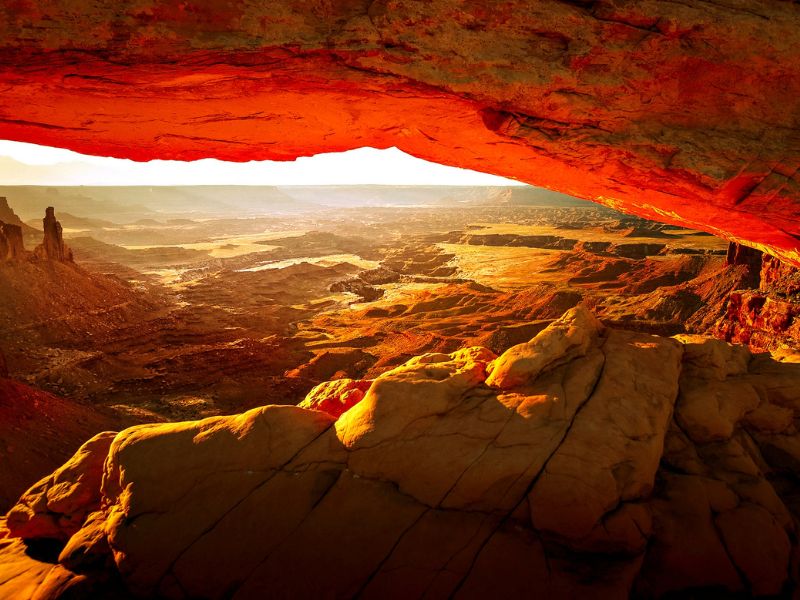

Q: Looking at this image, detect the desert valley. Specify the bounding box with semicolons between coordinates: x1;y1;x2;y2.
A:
2;0;800;596
3;184;795;428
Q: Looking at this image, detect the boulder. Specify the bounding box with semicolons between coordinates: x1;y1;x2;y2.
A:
672;334;751;380
676;380;761;443
298;378;374;418
486;305;603;389
528;329;683;553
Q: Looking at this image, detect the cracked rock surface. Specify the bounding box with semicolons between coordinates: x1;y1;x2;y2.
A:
2;306;800;598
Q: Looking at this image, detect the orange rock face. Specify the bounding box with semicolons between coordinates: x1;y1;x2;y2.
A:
0;2;799;264
715;247;800;350
298;378;374;418
7;432;116;541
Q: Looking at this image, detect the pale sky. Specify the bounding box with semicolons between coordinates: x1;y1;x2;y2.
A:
0;141;524;186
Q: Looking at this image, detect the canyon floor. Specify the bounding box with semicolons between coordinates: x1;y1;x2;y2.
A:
1;189;762;429
1;187;799;598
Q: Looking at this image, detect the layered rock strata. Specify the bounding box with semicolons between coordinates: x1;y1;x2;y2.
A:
717;244;800;350
3;307;800;598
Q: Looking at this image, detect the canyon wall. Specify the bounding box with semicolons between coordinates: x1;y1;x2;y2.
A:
0;1;798;264
717;246;800;350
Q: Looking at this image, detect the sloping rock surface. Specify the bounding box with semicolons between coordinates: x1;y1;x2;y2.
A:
3;307;800;598
0;379;122;514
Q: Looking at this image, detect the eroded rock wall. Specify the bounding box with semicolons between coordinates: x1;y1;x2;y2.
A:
0;1;798;264
716;244;800;351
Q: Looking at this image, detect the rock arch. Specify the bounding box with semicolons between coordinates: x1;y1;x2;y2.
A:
1;0;798;263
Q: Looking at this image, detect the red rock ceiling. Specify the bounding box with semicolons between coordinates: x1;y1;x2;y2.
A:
1;1;799;264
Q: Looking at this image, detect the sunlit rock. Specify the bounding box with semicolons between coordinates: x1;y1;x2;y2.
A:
298;378;374;418
1;2;799;264
486;305;603;389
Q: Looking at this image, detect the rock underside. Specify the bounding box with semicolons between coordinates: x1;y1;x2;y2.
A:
3;307;800;599
0;1;799;265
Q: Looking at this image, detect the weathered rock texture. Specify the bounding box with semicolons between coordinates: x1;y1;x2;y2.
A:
716;244;800;350
0;1;799;264
33;208;72;262
727;241;763;274
7;432;116;543
3;307;800;598
0;222;24;262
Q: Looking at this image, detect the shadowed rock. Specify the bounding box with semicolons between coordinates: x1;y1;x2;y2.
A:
0;222;24;262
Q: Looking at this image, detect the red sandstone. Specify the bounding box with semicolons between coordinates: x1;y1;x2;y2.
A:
0;1;798;264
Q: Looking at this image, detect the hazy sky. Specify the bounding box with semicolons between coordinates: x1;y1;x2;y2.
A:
0;141;524;186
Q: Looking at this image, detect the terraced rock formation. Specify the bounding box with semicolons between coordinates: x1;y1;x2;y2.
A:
3;307;800;598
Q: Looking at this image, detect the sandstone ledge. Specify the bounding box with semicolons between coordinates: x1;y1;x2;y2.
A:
3;307;800;598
